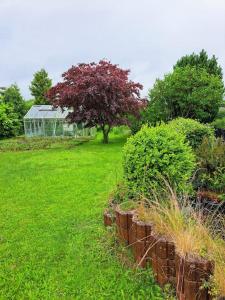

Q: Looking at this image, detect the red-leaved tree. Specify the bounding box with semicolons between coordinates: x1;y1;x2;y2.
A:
47;60;145;143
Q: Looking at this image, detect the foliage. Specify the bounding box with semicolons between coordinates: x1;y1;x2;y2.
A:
196;137;225;173
119;200;137;211
209;262;225;298
0;103;20;138
197;170;225;201
47;60;145;143
168;118;214;149
0;134;163;299
30;69;52;104
217;107;225;119
194;137;225;199
128;105;158;134
212;117;225;130
1;84;26;133
123;124;196;197
109;181;130;204
174;49;223;79
129;114;143;135
24;99;35;113
148;66;224;124
112;125;130;136
1;84;25;118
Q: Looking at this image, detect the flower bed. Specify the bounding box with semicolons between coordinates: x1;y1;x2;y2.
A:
103;206;215;300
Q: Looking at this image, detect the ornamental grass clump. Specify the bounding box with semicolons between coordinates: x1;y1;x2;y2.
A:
206;237;225;298
137;197;210;258
123;124;196;198
136;192;225;298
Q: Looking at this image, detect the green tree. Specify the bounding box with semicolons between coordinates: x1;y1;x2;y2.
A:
148;66;224;124
1;84;26;134
24;99;35;113
0;103;20;138
2;84;25;119
174;49;223;79
30;69;52;104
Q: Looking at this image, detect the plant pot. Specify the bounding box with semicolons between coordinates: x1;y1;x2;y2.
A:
175;254;214;300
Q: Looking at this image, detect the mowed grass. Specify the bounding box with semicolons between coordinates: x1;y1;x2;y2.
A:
0;134;162;300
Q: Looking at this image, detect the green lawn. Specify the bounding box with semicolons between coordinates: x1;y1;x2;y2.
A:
0;134;163;299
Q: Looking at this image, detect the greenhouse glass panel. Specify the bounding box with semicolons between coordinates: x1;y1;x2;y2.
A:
24;105;96;138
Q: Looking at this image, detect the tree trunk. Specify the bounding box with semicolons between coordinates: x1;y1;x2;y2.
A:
102;125;110;144
103;129;109;144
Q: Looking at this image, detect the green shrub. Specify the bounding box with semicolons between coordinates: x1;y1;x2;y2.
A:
196;137;225;171
0;103;20;138
123;124;196;197
212;117;225;130
196;169;225;200
217;107;225;119
194;137;225;198
168;118;214;149
129;114;143;135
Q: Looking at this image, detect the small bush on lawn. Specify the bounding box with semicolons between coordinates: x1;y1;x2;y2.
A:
123;124;196;197
168;118;214;149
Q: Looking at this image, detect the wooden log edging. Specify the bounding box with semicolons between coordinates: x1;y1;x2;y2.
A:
175;254;214;300
131;217;152;268
155;235;176;287
103;210;114;227
103;208;214;300
130;216;176;286
115;206;135;245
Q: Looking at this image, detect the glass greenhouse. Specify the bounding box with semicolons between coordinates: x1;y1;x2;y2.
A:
24;105;96;138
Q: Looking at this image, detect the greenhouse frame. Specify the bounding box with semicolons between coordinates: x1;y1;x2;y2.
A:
24;105;96;138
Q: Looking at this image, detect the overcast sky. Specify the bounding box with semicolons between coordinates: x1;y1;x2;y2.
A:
0;0;225;99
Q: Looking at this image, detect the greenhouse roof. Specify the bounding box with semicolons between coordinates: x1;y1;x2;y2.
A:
24;105;70;120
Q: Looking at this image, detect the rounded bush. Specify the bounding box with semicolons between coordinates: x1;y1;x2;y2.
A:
168;118;214;149
123;124;196;196
212;117;225;130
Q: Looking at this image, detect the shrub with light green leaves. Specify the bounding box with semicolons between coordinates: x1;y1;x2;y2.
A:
212;117;225;130
168;118;214;149
123;124;196;197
